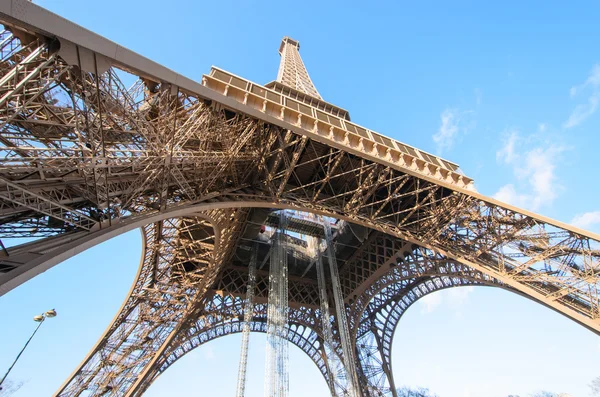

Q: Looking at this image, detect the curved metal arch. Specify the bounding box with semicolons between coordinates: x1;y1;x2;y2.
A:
140;320;329;394
355;240;600;396
352;245;504;396
55;208;246;396
131;293;332;395
351;245;501;337
356;278;493;397
3;198;599;338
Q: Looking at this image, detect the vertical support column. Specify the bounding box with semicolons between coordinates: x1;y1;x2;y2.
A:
370;327;397;397
322;218;361;397
315;245;343;396
265;212;289;397
236;242;258;397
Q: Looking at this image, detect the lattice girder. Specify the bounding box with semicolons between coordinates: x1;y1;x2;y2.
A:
55;208;246;396
211;265;321;310
353;248;501;397
136;294;331;395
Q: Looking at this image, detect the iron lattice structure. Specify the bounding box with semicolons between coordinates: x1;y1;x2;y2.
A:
0;2;598;396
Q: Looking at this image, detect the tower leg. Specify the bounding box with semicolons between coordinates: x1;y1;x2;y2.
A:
315;243;347;396
54;209;242;396
322;218;362;397
236;242;258;397
265;211;290;397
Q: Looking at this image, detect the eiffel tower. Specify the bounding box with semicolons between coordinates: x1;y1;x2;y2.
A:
0;2;598;397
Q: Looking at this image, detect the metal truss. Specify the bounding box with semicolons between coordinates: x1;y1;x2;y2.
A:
138;295;331;396
265;212;290;397
351;245;500;396
55;208;246;396
236;242;258;397
316;240;346;396
0;6;598;397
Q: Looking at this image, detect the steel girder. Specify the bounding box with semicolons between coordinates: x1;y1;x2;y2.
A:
55;208;247;396
138;296;331;396
352;245;500;396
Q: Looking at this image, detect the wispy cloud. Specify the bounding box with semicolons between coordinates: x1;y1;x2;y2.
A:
564;93;599;128
493;184;530;209
433;108;460;153
571;211;600;230
496;129;518;164
420;292;442;314
433;108;473;153
419;286;475;315
447;286;474;306
475;88;483;106
202;345;215;360
564;64;600;128
493;129;567;211
570;64;600;97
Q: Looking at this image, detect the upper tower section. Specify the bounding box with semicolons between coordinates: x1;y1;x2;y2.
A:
275;37;321;100
265;37;351;121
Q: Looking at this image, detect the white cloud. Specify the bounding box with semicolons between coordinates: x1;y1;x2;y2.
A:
569;86;577;98
564;64;600;128
496;130;519;164
493;130;566;211
517;145;565;208
432;108;475;153
493;184;529;208
420;292;442;314
419;286;475;315
447;286;474;307
570;211;600;229
475;88;483;106
202;345;215;360
563;93;599;128
571;64;600;96
433;108;460;153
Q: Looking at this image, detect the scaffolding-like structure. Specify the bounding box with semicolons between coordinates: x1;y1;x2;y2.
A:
322;218;361;396
315;240;344;396
265;212;290;397
236;242;258;397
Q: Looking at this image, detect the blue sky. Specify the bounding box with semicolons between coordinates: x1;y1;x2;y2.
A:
1;0;600;396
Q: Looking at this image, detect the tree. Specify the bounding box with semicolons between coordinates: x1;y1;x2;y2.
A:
590;376;600;396
396;386;439;397
0;379;24;396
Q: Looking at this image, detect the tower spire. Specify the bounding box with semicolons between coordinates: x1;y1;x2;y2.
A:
275;37;322;99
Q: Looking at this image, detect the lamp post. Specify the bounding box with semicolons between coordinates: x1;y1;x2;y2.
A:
0;309;57;389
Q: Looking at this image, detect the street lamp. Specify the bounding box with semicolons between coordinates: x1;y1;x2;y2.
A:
0;309;57;389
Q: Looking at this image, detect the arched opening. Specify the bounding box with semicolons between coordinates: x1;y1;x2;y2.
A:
390;286;599;396
144;332;329;397
0;229;142;396
2;201;596;396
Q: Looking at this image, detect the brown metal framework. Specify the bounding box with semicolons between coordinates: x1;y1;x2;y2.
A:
0;2;598;396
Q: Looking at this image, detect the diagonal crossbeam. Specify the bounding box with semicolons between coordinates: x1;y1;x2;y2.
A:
0;177;96;230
